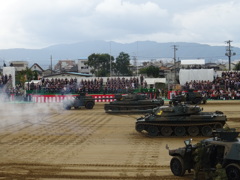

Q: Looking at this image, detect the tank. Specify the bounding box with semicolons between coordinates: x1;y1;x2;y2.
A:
173;90;207;104
104;93;164;113
63;92;95;110
135;101;227;137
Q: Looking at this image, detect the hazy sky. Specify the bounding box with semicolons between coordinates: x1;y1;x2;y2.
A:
0;0;240;49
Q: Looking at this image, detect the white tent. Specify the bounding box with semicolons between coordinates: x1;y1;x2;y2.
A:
179;69;214;85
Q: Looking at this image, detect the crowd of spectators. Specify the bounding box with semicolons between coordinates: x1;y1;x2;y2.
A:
103;77;146;94
41;78;79;94
182;71;240;100
78;78;103;94
1;71;240;101
0;74;12;88
27;77;144;94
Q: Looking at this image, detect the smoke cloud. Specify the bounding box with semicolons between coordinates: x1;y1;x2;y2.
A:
0;93;63;129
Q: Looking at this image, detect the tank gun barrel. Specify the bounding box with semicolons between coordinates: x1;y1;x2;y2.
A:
106;108;154;114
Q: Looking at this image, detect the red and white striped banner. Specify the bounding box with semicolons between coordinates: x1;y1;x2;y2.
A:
30;94;116;103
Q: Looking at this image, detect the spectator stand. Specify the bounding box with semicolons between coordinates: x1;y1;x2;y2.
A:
175;71;240;100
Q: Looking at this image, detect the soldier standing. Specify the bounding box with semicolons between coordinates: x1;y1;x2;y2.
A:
192;143;204;180
202;145;213;180
213;163;228;180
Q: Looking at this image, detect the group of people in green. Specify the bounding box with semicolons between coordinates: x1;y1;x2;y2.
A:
192;143;227;180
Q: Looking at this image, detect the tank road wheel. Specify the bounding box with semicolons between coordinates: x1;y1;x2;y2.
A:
147;126;159;136
85;101;94;109
214;123;223;130
226;164;240;180
170;156;186;176
174;126;186;136
160;127;173;136
136;124;145;133
201;126;212;136
187;126;199;136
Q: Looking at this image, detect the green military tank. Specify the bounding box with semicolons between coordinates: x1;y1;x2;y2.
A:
104;93;164;113
135;101;227;137
173;90;207;105
63;92;95;110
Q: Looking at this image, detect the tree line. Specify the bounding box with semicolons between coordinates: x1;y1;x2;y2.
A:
87;52;132;77
87;51;161;77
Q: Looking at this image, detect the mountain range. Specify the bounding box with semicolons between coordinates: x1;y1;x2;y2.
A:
0;40;239;69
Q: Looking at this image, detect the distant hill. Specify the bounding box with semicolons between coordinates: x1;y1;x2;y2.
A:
0;40;239;69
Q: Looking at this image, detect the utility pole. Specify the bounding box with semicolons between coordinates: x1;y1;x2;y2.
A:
172;45;178;84
136;41;139;76
225;40;236;71
50;55;52;74
109;42;112;77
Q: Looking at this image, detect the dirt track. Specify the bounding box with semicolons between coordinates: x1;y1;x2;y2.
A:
0;100;239;179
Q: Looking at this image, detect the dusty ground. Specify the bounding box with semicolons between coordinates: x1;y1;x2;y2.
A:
0;100;239;180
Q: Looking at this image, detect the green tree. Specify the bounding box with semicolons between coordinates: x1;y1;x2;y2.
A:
234;61;240;70
139;65;160;78
87;53;114;77
139;67;147;75
115;52;132;76
15;68;37;87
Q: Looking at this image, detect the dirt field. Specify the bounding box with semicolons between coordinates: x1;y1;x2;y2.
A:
0;100;239;179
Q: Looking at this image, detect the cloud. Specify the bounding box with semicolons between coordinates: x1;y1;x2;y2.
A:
0;0;99;48
0;0;239;49
91;0;169;39
172;1;240;45
0;0;170;48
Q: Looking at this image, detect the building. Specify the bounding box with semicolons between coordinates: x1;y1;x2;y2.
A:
30;63;44;75
54;60;77;73
180;59;205;69
226;60;240;70
77;59;93;75
42;69;55;77
9;61;28;71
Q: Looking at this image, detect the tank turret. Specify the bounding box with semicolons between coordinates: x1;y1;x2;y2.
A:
104;93;164;113
159;101;202;116
172;90;207;105
135;101;227;137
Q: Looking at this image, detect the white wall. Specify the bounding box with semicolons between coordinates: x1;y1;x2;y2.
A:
179;69;214;85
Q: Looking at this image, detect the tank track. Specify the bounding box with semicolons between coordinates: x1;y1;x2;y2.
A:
135;121;225;137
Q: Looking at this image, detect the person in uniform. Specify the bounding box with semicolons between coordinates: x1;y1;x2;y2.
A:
192;143;204;180
193;143;218;180
213;163;228;180
202;145;213;180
